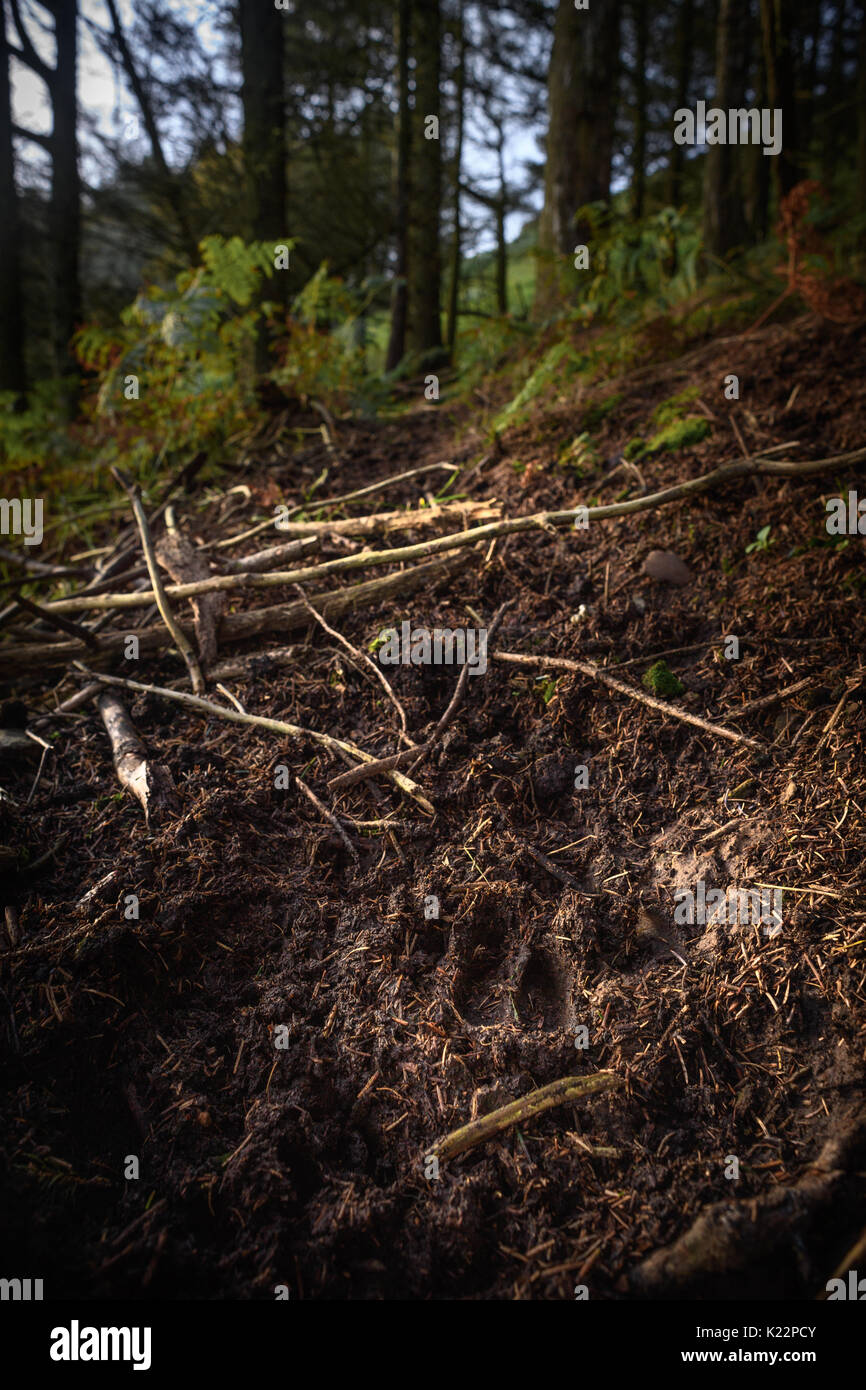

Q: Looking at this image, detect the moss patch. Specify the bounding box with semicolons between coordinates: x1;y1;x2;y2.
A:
642;660;685;698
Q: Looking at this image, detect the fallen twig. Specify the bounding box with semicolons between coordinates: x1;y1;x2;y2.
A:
111;467;204;693
732;677;814;717
296;776;359;863
427;1072;623;1163
96;690;180;827
42;446;866;618
205;462;460;550
492;650;765;750
328;602;512;793
79;669;433;814
155;525;224;669
2;551;474;669
295;585;414;744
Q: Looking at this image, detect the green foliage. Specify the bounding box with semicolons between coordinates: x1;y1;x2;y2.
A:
571;203;702;323
559;431;600;475
625;389;710;460
642;660;685;698
272;264;386;409
745;525;773;555
492;340;587;433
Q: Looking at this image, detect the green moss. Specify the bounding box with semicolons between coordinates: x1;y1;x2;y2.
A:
581;391;623;431
624;436;646;460
642;660;685;698
492;341;587;433
646;415;710;453
651;386;700;428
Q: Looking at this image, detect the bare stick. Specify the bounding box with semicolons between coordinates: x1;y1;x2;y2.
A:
10;591;100;648
221;537;319;573
96;690;180;826
155;527;224;669
328;602;512;792
492;650;765;750
296;777;359;863
4;552;473;669
205;462;460;550
295;585;413;744
44;446;866;618
111;467;204;693
732;678;813;717
267;498;500;538
427;1072;622;1163
79;669;433;814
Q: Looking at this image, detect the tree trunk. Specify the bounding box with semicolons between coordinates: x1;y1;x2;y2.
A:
445;3;466;359
495;133;508;315
105;0;198;263
668;0;695;206
534;0;622;315
387;0;412;370
760;0;801;198
0;4;27;402
239;0;287;375
859;2;866;213
50;0;82;409
703;0;749;259
631;0;649;220
407;0;443;356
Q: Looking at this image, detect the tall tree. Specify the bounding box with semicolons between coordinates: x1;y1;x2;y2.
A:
0;0;27;401
534;0;622;315
704;0;749;258
8;0;82;403
759;0;801;198
406;0;443;356
386;0;412;370
630;0;649;220
103;0;198;262
238;0;287;372
445;1;467;358
858;1;866;211
667;0;695;206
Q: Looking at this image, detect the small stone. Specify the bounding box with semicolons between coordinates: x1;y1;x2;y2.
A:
642;549;691;585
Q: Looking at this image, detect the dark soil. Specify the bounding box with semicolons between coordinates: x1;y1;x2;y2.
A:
2;313;865;1300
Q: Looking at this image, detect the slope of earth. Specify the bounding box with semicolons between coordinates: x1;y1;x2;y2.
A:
1;312;865;1300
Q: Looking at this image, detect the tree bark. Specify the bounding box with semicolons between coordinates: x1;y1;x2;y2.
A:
668;0;695;206
407;0;443;355
386;0;412;370
445;2;466;358
631;0;649;220
494;129;508;315
703;0;749;258
0;3;27;402
760;0;801;199
858;1;866;213
239;0;287;375
534;0;622;315
104;0;198;263
48;0;82;408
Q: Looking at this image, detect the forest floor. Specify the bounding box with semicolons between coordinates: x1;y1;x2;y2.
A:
2;311;865;1300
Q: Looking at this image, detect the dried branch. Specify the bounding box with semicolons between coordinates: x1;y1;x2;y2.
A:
492;650;765;750
427;1072;622;1163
